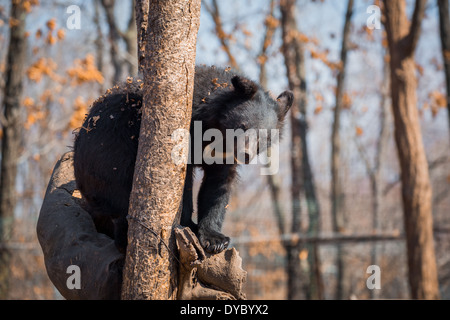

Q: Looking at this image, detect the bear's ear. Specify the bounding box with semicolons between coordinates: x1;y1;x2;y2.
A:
231;76;258;98
276;91;294;119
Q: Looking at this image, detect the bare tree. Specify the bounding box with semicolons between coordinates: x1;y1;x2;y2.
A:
121;0;138;76
259;0;286;237
100;0;138;82
93;0;105;93
383;0;440;299
280;0;305;300
100;0;124;83
280;0;323;300
438;0;450;140
0;0;27;299
203;0;239;70
121;0;201;300
352;54;391;299
330;0;353;300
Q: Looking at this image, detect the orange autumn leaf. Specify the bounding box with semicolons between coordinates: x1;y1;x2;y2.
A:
355;126;363;136
46;18;56;31
314;105;323;115
299;249;308;260
342;92;352;109
429;90;447;108
67;54;104;85
241;27;252;37
26;57;59;82
68;96;89;129
46;32;56;45
296;32;310;43
9;18;20;27
25;110;45;130
415;63;424;76
23;97;35;107
257;54;268;65
310;48;342;71
264;15;279;29
363;25;374;41
56;29;65;40
22;0;40;13
314;91;324;102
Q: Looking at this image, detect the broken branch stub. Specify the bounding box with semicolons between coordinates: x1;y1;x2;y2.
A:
175;226;247;300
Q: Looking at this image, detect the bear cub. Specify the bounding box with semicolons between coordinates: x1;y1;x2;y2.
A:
73;65;293;254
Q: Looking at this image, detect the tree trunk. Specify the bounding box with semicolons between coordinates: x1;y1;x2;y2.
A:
100;0;124;83
94;0;105;94
0;0;27;300
280;0;323;300
121;0;201;300
259;0;286;238
330;0;353;300
438;0;450;140
383;0;440;300
353;54;391;299
370;55;390;299
121;0;138;77
280;0;305;300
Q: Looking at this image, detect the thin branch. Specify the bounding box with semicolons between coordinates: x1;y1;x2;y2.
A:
203;0;239;70
233;232;405;246
258;0;277;88
404;0;426;56
383;155;450;195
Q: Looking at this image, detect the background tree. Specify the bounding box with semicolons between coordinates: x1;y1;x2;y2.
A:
0;0;28;299
121;0;201;300
438;0;450;140
280;0;323;300
330;0;353;300
383;0;440;299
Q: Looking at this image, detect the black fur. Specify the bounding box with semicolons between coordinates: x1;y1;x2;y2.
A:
73;65;293;254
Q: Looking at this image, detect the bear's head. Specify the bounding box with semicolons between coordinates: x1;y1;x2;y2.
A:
203;75;293;165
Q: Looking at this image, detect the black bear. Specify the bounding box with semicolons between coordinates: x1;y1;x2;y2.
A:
73;65;293;254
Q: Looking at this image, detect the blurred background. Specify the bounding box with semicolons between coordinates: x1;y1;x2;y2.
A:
0;0;449;299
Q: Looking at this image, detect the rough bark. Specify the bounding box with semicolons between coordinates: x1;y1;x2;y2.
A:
0;0;27;299
135;0;149;76
438;0;450;139
383;0;440;300
330;0;353;300
121;0;201;300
